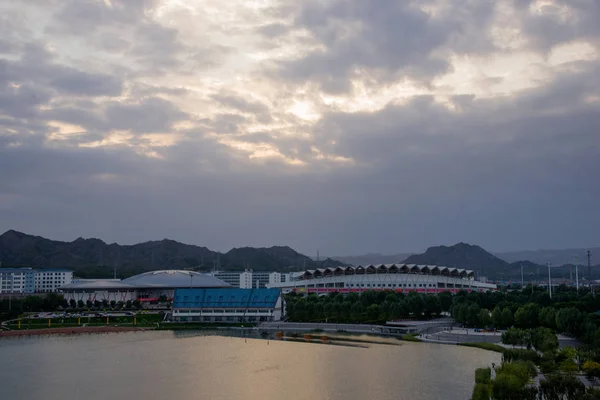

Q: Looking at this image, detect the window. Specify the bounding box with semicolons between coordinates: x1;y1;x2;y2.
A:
195;296;200;302
218;296;223;301
183;296;188;301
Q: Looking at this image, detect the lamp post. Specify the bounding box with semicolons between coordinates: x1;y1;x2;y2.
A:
547;263;552;299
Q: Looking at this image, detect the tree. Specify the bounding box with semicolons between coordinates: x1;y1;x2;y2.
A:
583;361;600;383
556;308;584;337
531;327;558;353
77;300;85;309
514;303;540;329
438;291;453;313
501;308;514;329
539;373;585;400
478;309;492;327
466;304;481;327
502;328;528;347
423;295;441;318
407;293;424;318
69;299;77;308
492;307;503;328
539;307;557;330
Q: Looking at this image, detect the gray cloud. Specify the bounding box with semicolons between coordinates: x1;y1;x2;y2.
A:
1;0;599;256
265;0;495;92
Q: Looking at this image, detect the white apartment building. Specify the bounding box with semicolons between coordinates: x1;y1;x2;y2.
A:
35;269;74;293
210;270;291;289
0;268;36;294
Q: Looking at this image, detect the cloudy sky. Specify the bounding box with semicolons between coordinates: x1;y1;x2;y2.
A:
1;0;599;256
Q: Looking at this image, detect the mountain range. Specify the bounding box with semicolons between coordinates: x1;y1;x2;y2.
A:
0;230;597;281
335;243;598;281
0;230;344;278
334;247;598;267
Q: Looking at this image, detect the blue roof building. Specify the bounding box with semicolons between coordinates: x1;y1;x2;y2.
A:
171;288;283;323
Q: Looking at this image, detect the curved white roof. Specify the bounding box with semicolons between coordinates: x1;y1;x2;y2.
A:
60;270;230;291
122;270;231;288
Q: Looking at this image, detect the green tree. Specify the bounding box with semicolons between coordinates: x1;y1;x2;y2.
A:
539;373;585;400
407;293;424;318
539;307;557;330
492;307;503;328
531;327;558;353
501;308;514;329
514;303;540;329
438;291;453;313
478;309;492;327
556;308;584;337
466;304;481;327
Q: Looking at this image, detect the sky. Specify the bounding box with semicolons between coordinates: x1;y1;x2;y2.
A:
0;0;599;256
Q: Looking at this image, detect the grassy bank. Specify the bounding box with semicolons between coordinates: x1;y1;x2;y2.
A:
458;342;506;353
401;333;422;342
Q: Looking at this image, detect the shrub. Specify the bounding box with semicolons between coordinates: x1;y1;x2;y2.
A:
475;368;491;384
503;348;540;364
459;342;506;353
539;373;585;400
471;383;491;400
584;361;600;381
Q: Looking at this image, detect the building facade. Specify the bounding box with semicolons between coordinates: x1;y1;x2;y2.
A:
208;271;241;287
35;269;74;293
171;288;283;322
0;268;36;294
268;264;497;294
59;270;231;303
210;270;290;289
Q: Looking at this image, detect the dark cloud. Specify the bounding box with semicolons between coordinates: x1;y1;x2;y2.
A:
266;0;495;92
49;67;123;97
516;0;600;51
210;92;272;123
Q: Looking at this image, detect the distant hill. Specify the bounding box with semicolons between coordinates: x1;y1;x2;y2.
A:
402;242;512;278
336;245;599;281
0;230;346;278
332;253;414;265
495;248;599;266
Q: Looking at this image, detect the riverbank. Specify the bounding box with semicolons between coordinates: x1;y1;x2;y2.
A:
0;326;147;337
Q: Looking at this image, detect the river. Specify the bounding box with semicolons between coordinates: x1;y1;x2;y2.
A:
0;331;499;400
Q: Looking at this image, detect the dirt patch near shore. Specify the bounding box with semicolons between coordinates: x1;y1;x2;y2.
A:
0;326;147;338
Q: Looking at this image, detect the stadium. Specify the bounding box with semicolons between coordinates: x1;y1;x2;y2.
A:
267;264;497;294
59;270;231;303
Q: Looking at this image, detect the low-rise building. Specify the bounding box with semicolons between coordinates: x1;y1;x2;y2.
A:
171;287;283;322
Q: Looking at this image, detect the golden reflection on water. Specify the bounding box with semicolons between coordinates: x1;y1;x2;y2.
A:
0;331;500;400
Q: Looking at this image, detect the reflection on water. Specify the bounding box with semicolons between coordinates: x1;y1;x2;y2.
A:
0;331;500;400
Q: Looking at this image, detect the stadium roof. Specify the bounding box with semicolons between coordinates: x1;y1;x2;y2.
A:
60;270;230;291
122;270;230;288
295;264;475;280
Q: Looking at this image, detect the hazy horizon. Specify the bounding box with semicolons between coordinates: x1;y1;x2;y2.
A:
1;1;599;255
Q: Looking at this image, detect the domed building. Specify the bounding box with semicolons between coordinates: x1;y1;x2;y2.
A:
59;270;230;303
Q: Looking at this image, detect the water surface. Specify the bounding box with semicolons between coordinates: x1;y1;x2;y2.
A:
0;331;499;400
